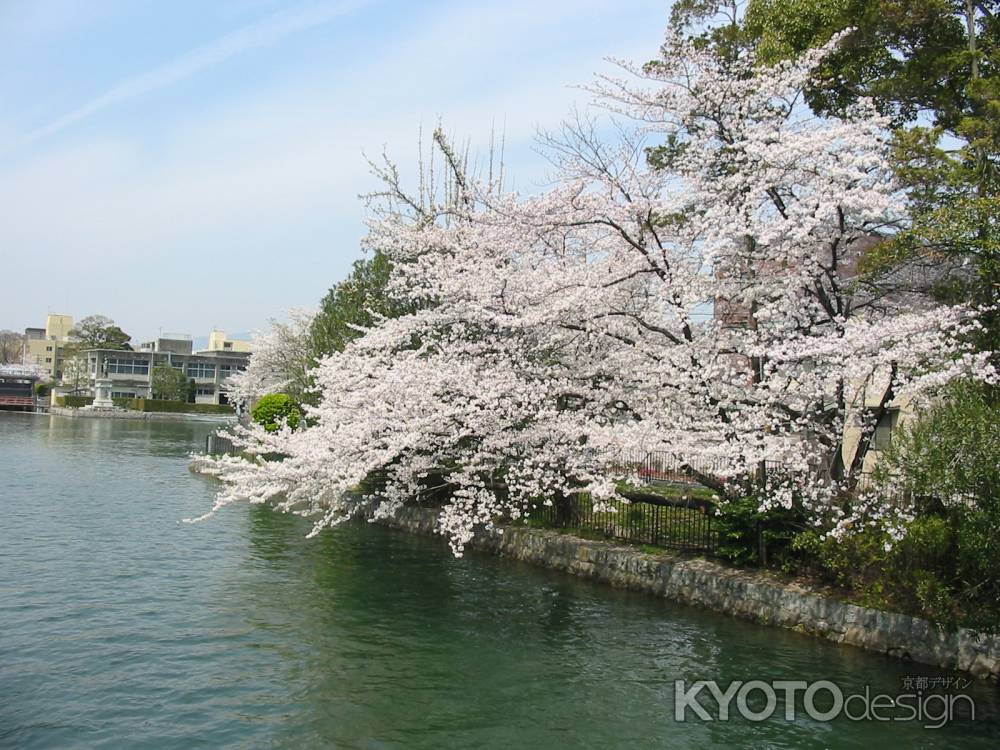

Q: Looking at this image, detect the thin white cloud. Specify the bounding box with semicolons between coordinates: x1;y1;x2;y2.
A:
19;0;368;146
2;0;666;337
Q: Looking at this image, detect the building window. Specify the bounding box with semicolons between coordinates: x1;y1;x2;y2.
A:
224;342;232;349
107;358;150;375
170;361;183;370
112;391;136;399
871;408;901;451
186;362;216;379
196;386;215;396
46;346;53;352
45;357;52;363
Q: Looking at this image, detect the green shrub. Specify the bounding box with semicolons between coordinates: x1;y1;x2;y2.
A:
128;398;234;414
150;366;188;401
874;380;1000;511
58;395;94;408
948;505;1000;631
816;517;960;626
851;381;1000;631
712;495;812;570
251;394;302;432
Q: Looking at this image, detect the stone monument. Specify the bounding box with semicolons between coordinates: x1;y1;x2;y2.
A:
89;357;116;410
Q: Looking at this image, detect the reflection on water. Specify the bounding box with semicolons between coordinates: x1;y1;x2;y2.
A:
1;413;998;749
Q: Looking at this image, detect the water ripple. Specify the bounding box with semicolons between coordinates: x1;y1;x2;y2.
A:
1;413;998;749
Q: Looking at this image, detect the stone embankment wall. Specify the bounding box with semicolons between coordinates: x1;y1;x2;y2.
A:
51;406;234;422
372;505;1000;680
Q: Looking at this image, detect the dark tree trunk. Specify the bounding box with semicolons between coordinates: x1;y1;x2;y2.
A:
553;489;578;528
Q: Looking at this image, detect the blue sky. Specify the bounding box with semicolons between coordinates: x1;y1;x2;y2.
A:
1;0;670;341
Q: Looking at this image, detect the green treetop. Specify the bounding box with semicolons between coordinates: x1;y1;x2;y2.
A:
309;250;410;360
150;365;188;401
67;315;133;350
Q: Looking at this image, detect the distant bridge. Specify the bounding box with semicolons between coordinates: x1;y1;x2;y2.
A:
0;366;41;411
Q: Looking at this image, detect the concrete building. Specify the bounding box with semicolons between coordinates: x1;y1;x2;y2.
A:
202;329;251;354
23;314;74;381
19;314;253;405
83;333;250;405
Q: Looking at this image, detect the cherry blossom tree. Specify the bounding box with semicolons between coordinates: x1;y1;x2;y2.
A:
223;308;315;406
197;31;994;553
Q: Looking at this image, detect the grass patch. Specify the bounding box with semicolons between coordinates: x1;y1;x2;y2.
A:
616;480;718;502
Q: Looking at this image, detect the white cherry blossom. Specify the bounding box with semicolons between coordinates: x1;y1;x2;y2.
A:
196;31;994;554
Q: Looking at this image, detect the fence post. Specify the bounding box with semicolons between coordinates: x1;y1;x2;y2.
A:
553;489;575;528
756;519;768;568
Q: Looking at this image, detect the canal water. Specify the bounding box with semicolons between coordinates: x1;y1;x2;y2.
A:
1;413;997;749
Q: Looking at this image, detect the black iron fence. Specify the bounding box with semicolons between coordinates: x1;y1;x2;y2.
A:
209;438;893;560
526;449;896;558
533;493;717;553
604;448;732;487
205;431;238;456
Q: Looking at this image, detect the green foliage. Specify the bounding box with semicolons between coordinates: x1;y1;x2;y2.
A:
128;398;234;414
310;250;410;360
668;0;773;63
35;383;50;397
872;194;1000;353
815;382;1000;631
150;366;188;401
950;503;1000;630
743;0;979;129
67;315;132;350
874;380;1000;509
712;495;813;570
712;497;761;565
814;515;1000;632
58;395;94;408
252;393;302;432
60;315;133;394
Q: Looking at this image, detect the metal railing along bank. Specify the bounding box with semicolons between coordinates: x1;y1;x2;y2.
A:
205;431;238;456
